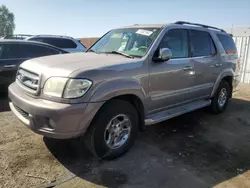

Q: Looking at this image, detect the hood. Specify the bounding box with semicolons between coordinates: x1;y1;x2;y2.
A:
20;52;137;78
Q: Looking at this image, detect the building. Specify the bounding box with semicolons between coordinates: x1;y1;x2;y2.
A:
80;37;99;48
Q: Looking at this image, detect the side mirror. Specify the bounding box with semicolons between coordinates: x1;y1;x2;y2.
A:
153;48;172;62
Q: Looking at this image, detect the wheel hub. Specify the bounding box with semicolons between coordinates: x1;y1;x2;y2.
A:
218;88;227;107
104;114;131;149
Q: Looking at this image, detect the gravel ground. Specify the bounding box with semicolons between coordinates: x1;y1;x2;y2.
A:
0;84;250;188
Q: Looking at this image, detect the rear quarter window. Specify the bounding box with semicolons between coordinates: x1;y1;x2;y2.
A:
217;34;237;54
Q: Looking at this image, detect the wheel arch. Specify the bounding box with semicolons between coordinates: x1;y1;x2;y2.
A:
88;93;146;134
211;69;234;98
111;94;146;131
88;78;147;131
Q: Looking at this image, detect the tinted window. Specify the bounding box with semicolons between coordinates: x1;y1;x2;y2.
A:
0;44;4;58
1;44;21;59
217;34;237;54
30;37;77;48
19;44;60;58
189;30;215;57
159;29;189;58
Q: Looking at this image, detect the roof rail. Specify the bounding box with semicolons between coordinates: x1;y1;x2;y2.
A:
35;34;74;39
174;21;226;33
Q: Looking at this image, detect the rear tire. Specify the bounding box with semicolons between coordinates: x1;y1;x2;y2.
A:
209;80;230;114
84;99;139;160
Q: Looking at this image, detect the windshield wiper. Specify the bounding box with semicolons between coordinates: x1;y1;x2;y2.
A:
106;51;134;59
86;49;95;52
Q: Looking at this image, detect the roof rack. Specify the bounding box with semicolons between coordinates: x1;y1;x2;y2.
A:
35;34;74;39
174;21;226;32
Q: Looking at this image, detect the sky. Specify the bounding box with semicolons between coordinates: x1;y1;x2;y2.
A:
0;0;250;38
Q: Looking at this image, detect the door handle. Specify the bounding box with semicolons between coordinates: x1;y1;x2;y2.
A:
215;63;222;67
182;66;193;71
4;64;16;68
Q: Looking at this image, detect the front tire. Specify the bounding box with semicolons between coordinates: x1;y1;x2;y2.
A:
210;80;230;114
84;99;139;160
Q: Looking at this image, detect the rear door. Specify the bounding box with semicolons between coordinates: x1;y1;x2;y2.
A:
0;43;27;88
189;30;220;98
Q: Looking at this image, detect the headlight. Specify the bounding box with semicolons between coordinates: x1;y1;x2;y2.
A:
63;79;92;99
43;77;92;99
43;77;68;97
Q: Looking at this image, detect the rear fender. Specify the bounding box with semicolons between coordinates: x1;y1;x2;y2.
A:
210;68;234;97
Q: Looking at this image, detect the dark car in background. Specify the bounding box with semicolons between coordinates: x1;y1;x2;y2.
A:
26;35;87;53
0;40;67;92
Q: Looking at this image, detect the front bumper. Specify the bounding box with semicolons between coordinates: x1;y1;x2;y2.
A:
8;82;104;139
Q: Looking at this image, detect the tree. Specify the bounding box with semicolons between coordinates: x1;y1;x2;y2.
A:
0;5;15;37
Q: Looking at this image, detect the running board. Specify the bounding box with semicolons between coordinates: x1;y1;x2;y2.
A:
145;99;211;126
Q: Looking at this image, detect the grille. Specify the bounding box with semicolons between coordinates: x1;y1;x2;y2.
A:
17;68;39;91
13;103;29;120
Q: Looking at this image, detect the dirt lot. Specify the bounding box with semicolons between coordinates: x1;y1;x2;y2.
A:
1;84;250;188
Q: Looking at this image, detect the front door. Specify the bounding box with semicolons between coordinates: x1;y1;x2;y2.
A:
148;29;196;114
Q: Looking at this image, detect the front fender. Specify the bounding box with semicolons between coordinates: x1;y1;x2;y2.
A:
90;79;147;104
210;68;234;97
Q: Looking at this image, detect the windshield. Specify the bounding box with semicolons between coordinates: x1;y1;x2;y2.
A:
89;28;160;57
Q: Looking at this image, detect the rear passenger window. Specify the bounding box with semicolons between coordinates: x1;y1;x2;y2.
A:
159;29;189;58
19;44;60;58
30;38;77;49
189;30;216;57
217;34;237;54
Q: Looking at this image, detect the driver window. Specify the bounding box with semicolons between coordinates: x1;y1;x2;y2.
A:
159;29;189;59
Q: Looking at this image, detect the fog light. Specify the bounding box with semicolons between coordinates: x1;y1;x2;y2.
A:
49;119;56;129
